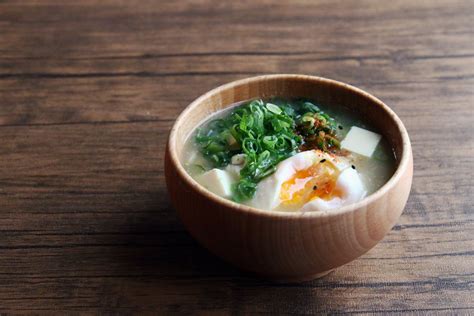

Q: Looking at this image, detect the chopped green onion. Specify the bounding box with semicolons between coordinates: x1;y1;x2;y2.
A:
194;98;340;201
266;103;282;114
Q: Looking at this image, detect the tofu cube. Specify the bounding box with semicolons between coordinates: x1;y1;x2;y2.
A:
197;168;234;198
341;126;382;158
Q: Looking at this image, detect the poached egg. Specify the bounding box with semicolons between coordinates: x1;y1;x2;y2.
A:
247;150;366;212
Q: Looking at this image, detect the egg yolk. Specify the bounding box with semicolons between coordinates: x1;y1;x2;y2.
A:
279;160;343;208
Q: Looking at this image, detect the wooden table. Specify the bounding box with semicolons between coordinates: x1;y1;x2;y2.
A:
1;0;472;314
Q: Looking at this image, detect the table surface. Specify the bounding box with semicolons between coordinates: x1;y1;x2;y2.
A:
1;0;473;314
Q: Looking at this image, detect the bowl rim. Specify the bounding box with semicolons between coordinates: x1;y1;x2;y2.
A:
167;74;411;219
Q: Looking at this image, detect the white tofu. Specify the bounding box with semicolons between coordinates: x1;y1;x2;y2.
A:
197;168;234;198
341;126;382;158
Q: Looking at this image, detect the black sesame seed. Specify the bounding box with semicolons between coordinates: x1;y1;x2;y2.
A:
320;159;326;163
313;186;318;190
351;165;356;169
338;125;343;130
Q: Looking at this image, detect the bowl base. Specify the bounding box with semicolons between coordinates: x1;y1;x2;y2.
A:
267;268;335;283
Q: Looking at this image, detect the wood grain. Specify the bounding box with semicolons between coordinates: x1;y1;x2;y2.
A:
0;0;472;313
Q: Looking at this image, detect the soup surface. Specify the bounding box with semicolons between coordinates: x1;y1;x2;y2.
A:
182;98;396;212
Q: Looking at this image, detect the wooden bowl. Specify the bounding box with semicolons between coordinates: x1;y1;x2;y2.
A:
165;74;413;282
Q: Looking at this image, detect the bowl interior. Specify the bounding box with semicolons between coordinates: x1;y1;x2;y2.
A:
174;75;404;169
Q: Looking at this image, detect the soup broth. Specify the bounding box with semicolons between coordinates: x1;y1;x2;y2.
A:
182;98;396;212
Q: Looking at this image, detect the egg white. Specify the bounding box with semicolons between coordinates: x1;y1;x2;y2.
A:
300;167;366;212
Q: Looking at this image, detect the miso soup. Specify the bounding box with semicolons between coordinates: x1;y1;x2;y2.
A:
182;98;396;212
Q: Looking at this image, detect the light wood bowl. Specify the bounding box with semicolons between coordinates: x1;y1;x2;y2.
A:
165;75;413;282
